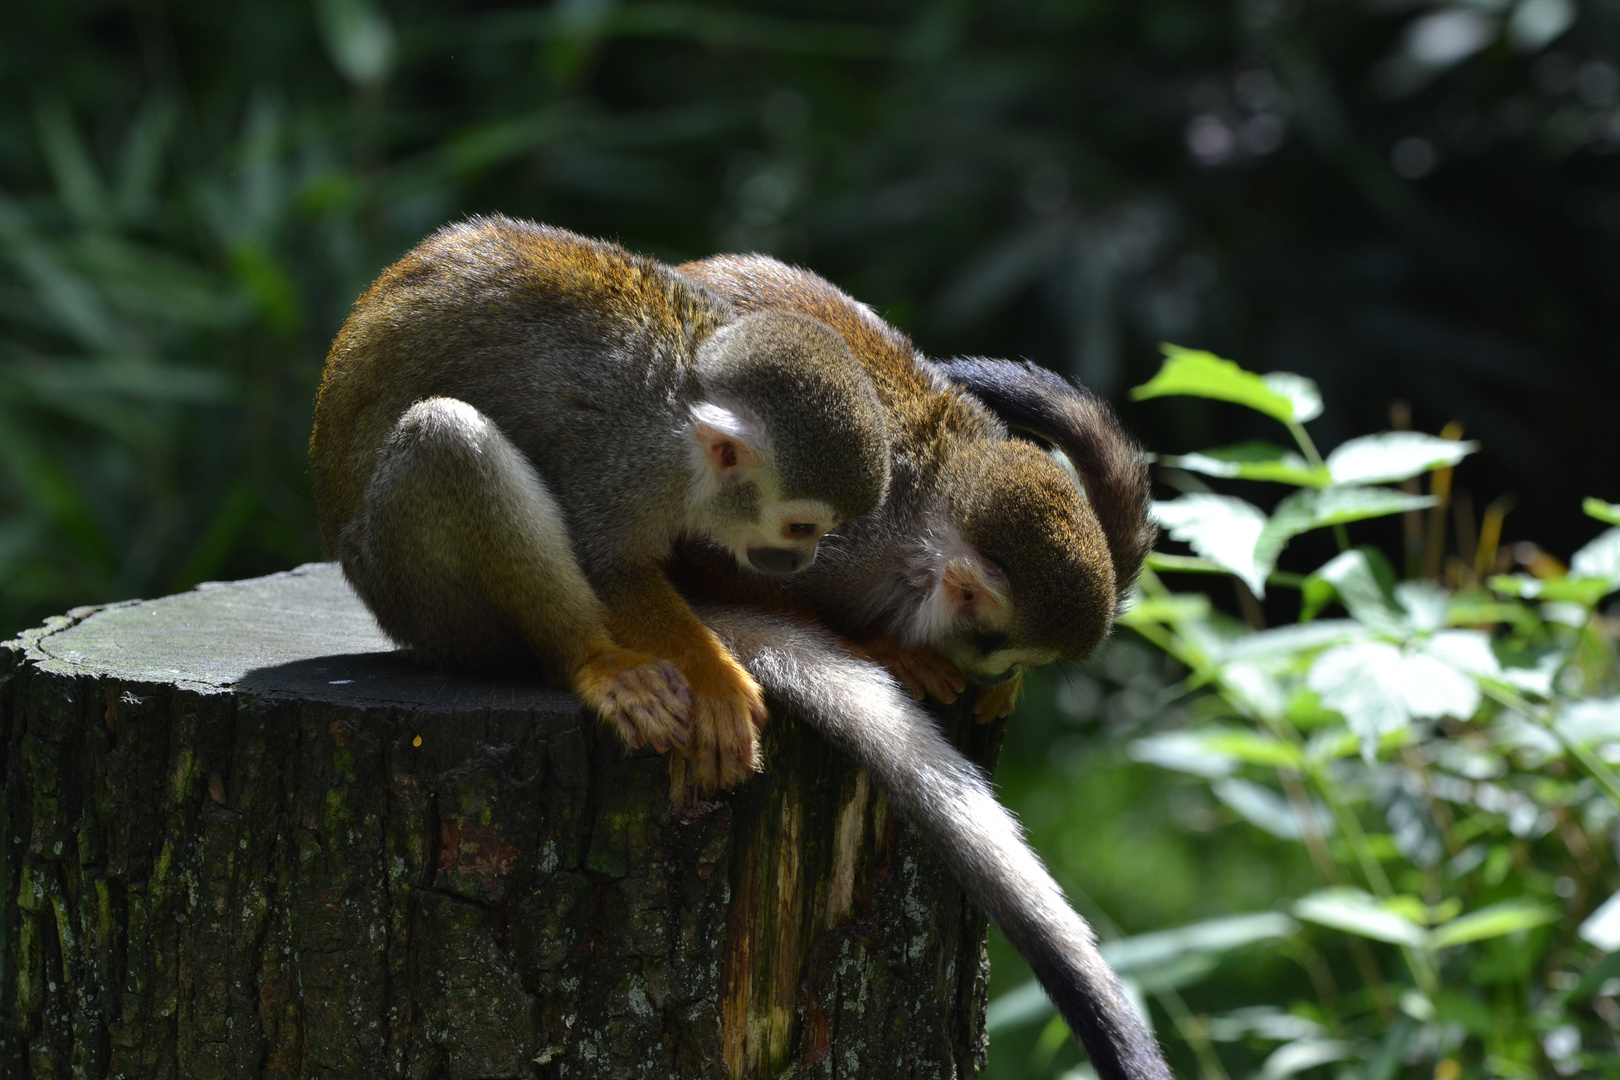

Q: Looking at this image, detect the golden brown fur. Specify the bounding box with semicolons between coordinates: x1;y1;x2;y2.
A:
311;218;891;789
675;255;1143;715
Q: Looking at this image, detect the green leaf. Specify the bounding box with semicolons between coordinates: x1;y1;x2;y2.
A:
1115;593;1213;627
1579;889;1620;952
984;981;1054;1033
1261;372;1324;424
1101;912;1299;975
1300;548;1403;627
1324;432;1478;487
1585;498;1620;526
1202;730;1306;769
1131;346;1320;424
1259;1039;1354;1080
1429;901;1558;949
1571;526;1620;587
1213;777;1331;839
1555;697;1620;747
1307;637;1488;758
1129;731;1241;777
1294;888;1428;947
1160;441;1329;487
315;0;397;86
1151;494;1270;596
1488;573;1616;605
1267;486;1436;536
1250;489;1436;600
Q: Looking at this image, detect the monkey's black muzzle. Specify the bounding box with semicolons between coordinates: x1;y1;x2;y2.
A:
746;546;805;574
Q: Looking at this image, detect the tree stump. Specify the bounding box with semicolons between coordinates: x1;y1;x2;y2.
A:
0;563;996;1080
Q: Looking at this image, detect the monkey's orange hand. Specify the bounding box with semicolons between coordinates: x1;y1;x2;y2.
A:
675;646;767;792
854;637;966;704
603;573;765;793
972;669;1024;723
573;644;692;755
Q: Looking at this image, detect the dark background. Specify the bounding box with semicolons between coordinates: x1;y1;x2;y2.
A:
1;4;1617;1076
1;0;1616;639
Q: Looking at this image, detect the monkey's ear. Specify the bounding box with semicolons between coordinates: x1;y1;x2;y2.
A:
940;557;1007;622
692;410;765;481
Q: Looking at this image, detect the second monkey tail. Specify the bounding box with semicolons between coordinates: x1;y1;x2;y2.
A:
698;606;1174;1080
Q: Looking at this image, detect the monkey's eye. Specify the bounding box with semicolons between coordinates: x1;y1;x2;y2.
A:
786;522;818;537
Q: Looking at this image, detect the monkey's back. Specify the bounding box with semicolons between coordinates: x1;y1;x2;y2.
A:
312;216;732;561
677;255;1003;505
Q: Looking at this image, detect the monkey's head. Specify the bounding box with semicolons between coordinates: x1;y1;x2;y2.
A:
685;311;891;576
901;441;1117;681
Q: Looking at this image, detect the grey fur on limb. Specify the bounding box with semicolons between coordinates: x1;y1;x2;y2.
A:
0;563;992;1079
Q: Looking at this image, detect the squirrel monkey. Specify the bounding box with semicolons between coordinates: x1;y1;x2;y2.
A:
310;217;890;789
674;255;1155;720
702;606;1172;1080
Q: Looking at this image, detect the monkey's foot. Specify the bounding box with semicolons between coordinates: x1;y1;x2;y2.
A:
856;637;966;704
677;653;767;792
575;650;692;755
973;670;1024;722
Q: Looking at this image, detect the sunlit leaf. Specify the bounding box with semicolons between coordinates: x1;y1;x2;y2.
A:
1324;431;1478;487
984;980;1053;1033
1259;1039;1354;1080
1213;777;1331;839
1160;441;1328;487
1217;661;1290;722
1488;573;1615;605
1129;731;1241;777
1203;730;1305;769
1556;698;1620;747
1266;486;1436;538
1217;620;1368;662
1581;890;1620;952
1300;548;1403;628
1151;494;1269;595
1570;526;1620;587
1205;1007;1326;1043
1429;901;1558;948
1101;912;1299;974
1260;372;1324;424
315;0;397;86
1115;593;1212;627
1293;888;1428;947
1307;640;1484;758
1421;630;1500;678
1132;346;1318;425
1585;498;1620;526
1395;580;1449;632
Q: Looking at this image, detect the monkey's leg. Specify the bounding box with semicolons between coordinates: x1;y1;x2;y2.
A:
597;570;767;791
348;397;691;752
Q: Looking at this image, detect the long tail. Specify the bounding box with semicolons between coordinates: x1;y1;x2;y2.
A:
700;606;1173;1080
938;358;1156;601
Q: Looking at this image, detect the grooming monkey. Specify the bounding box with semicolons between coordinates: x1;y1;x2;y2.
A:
309;216;890;789
675;258;1167;1077
674;255;1156;718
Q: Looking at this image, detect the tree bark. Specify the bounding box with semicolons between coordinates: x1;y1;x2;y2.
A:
0;563;995;1080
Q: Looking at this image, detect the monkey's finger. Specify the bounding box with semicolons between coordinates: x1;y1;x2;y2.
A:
662;666;693;717
607;710;643;749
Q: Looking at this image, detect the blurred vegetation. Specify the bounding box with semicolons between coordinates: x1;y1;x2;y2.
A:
3;1;1619;1077
984;351;1620;1080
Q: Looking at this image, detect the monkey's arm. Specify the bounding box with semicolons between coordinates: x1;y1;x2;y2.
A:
699;606;1173;1080
597;565;767;791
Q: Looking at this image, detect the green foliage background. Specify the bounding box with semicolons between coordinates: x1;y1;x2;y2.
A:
3;2;1620;1078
